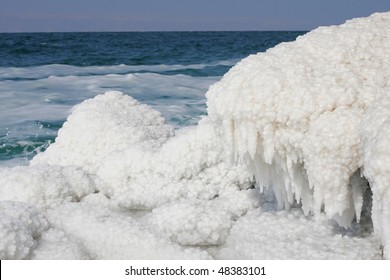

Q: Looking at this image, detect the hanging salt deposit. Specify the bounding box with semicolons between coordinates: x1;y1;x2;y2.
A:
207;12;390;253
1;13;389;259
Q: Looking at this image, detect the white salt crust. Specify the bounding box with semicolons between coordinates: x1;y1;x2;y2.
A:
1;12;389;259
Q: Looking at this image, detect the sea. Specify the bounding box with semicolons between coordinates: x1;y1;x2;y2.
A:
0;31;305;166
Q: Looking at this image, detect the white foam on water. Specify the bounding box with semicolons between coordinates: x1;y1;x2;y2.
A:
0;69;218;166
0;60;236;80
0;71;218;127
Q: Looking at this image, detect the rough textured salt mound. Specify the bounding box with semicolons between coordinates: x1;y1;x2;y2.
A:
95;117;253;210
206;12;390;228
215;208;381;259
32;91;174;173
29;227;89;260
0;201;49;259
1;13;389;260
20;91;255;258
146;189;260;246
0;165;96;210
32;91;253;211
46;198;212;259
360;93;390;259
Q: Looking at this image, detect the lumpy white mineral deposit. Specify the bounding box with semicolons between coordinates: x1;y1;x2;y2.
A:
1;12;389;259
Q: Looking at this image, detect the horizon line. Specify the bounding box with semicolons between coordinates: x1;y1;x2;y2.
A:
0;29;309;34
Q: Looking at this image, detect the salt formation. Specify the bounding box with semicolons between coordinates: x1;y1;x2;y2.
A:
23;91;256;258
45;198;211;259
207;12;390;229
0;201;49;259
32;91;175;173
1;13;390;259
0;165;96;209
32;91;253;210
360;94;390;258
216;208;381;259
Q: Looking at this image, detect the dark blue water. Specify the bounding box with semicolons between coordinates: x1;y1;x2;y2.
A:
0;32;304;67
0;31;305;165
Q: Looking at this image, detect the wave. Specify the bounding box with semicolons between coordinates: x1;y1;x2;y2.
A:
0;60;238;81
0;69;217;165
0;120;59;164
0;71;217;126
